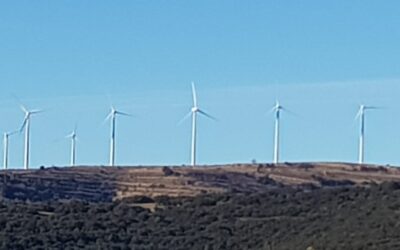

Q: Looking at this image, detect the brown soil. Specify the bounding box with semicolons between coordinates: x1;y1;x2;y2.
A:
0;162;399;202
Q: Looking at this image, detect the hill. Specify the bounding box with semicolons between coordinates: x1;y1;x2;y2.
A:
0;162;399;202
1;163;400;249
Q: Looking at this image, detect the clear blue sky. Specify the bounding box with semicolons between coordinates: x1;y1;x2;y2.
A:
1;1;400;167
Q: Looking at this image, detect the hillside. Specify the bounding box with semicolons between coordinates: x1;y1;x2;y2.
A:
1;162;399;202
1;179;400;249
1;163;400;249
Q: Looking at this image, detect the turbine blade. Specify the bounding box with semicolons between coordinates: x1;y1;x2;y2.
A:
116;111;133;117
30;109;44;114
281;107;297;116
12;94;28;113
178;111;192;125
365;106;383;110
64;131;77;140
11;129;19;135
191;82;197;107
267;101;280;115
102;112;113;125
354;107;363;121
19;117;28;132
20;104;28;113
7;130;20;136
268;106;277;114
198;109;217;121
65;133;73;139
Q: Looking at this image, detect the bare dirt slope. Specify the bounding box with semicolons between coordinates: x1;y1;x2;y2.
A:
1;162;400;202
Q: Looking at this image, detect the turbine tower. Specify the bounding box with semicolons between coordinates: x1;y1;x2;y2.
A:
271;101;292;164
66;127;77;166
180;82;216;167
105;107;131;166
356;105;378;164
272;101;282;164
19;105;42;170
3;130;18;169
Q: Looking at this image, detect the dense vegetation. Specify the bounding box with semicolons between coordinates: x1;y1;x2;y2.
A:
1;183;400;249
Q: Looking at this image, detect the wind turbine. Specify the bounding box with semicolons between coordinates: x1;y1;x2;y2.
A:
180;82;216;167
66;126;77;167
270;101;293;164
356;105;379;164
271;101;286;164
105;106;131;166
19;104;43;170
3;130;18;169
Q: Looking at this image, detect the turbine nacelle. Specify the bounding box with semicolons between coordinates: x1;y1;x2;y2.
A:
355;104;381;120
19;106;43;133
270;101;294;116
20;104;42;116
360;104;380;111
108;107;118;118
179;83;217;124
66;131;77;139
274;101;282;111
4;130;19;138
104;106;132;123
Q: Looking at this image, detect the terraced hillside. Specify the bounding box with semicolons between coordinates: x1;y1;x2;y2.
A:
1;162;400;202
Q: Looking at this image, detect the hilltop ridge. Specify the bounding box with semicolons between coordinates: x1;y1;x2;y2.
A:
1;162;399;202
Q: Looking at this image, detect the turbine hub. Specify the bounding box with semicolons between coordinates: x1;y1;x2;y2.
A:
191;107;199;113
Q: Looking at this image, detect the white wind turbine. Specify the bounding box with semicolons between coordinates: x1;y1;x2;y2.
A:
65;126;77;166
270;101;293;164
3;130;18;169
355;104;379;164
105;106;131;166
19;104;43;170
180;82;216;167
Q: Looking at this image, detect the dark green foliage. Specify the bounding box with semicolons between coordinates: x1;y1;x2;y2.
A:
1;184;400;249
